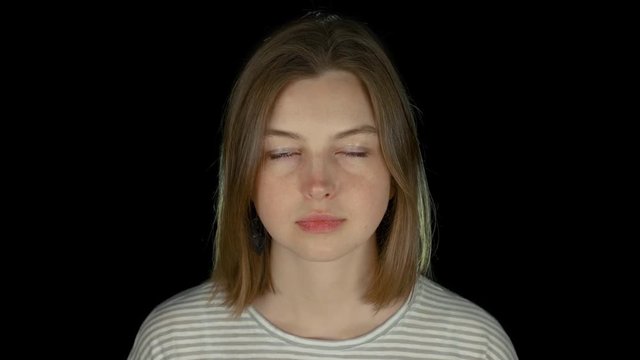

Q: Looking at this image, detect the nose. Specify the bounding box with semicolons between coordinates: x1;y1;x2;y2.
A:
301;154;336;200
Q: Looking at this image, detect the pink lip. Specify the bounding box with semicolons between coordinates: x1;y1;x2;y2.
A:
296;214;345;233
297;214;343;222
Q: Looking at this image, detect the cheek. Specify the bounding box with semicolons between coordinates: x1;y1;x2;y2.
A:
254;174;291;215
361;163;392;211
360;160;391;191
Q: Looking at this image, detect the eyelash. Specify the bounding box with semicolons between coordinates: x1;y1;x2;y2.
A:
269;152;368;160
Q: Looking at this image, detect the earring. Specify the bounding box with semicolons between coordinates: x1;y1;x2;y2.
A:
250;211;266;254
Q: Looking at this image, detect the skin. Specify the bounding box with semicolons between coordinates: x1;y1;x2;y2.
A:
251;70;403;340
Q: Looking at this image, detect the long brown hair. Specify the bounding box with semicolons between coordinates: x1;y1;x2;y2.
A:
211;12;434;318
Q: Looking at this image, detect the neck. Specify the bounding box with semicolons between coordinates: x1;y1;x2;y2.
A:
252;237;388;338
273;238;378;314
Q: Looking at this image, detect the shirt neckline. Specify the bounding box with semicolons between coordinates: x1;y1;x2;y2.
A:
246;280;419;349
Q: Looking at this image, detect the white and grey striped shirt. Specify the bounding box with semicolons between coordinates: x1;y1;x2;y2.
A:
128;276;518;359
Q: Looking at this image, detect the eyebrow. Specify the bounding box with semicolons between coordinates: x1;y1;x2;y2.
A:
264;125;378;141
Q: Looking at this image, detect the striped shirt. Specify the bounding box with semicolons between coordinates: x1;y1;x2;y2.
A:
128;276;518;359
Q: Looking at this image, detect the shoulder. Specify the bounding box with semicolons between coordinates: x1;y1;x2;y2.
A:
411;276;518;360
127;281;232;359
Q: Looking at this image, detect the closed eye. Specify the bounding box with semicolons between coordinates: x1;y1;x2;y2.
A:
342;152;368;157
268;152;368;160
269;152;299;160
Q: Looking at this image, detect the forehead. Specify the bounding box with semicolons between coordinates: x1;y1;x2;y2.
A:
267;70;376;132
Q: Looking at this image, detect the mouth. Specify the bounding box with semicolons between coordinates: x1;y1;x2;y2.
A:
296;219;345;233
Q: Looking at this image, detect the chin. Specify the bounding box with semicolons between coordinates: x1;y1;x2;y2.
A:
295;241;366;262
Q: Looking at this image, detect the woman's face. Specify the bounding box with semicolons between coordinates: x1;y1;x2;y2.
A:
252;70;392;262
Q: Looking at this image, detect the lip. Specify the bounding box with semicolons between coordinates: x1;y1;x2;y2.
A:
297;214;344;222
296;213;346;233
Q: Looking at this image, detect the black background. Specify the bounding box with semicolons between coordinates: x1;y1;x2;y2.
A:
40;1;598;358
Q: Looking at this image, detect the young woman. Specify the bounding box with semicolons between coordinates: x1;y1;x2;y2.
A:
129;12;518;359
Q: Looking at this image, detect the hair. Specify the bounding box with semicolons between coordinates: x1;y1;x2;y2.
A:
210;11;434;318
